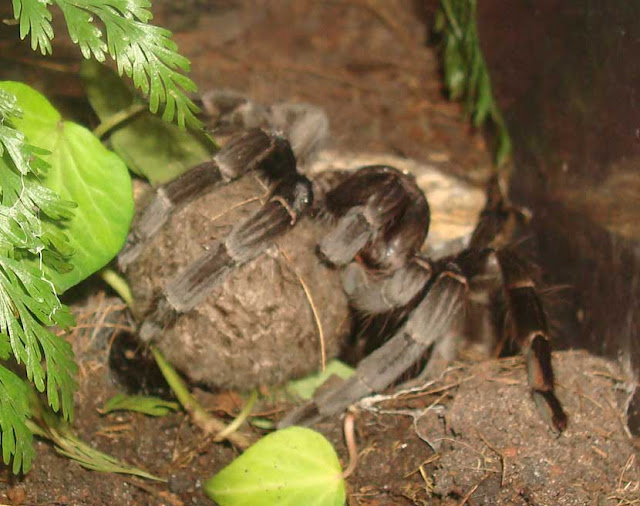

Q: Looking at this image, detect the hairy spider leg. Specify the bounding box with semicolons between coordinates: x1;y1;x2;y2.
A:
460;176;567;432
200;90;330;167
279;262;465;427
495;248;568;432
319;165;430;271
280;166;435;426
118;128;295;269
341;258;432;315
281;172;567;432
138;173;313;343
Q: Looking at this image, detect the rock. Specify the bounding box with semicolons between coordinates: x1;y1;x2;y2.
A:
126;174;350;389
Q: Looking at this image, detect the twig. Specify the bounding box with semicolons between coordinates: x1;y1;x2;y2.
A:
397;376;475;401
100;268;134;306
605;398;633;439
121;477;184;506
457;472;490;506
403;453;441;478
208;196;262;225
477;431;506;487
357;365;467;409
589;370;627;383
0;54;79;73
433;438;485;458
73;322;136;333
617;454;636;490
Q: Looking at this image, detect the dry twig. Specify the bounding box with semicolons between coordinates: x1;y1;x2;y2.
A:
457;472;491;506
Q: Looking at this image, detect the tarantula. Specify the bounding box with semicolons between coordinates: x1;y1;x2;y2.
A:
118;101;567;433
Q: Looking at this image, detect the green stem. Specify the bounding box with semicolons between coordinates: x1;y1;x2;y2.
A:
93;104;147;139
440;0;463;39
150;345;253;449
26;419;164;480
99;268;134;306
213;391;258;442
25;419;47;438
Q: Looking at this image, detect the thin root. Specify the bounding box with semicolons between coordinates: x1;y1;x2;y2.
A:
342;412;358;479
457;472;491;506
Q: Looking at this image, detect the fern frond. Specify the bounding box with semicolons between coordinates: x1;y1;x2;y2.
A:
12;0;202;128
12;0;54;55
0;88;77;472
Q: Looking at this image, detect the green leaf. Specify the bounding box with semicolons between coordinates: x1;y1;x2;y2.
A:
496;127;512;167
0;86;78;445
436;0;512;166
206;427;345;506
53;0;202;128
287;360;355;401
13;0;201;127
0;256;78;420
56;0;107;61
248;417;276;430
101;393;179;417
473;69;492;127
12;0;54;55
0;365;34;473
444;33;465;100
81;60;216;185
27;392;164;481
0;81;134;293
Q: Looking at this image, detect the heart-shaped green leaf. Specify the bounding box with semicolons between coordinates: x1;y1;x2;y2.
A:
206;426;345;506
80;60;216;185
0;81;134;292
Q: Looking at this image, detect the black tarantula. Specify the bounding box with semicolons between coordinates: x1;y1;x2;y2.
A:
118;98;567;433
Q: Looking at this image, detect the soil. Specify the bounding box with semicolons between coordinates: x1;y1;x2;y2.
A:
0;1;638;505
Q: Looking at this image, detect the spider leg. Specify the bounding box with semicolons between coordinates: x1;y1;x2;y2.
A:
319;165;430;271
201;90;329;166
495;247;568;432
341;258;432;315
458;177;567;432
138;173;313;342
119;129;293;269
279;263;466;427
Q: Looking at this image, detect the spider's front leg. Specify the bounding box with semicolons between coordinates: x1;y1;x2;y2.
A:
318;165;430;271
118;128;295;269
131;133;313;342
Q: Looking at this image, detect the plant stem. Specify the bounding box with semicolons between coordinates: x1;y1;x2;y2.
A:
150;345;253;449
93;104;147;139
213;391;257;443
440;0;463;39
100;268;134;306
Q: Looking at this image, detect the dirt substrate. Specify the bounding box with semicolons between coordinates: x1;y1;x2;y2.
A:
1;1;639;505
1;306;637;506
